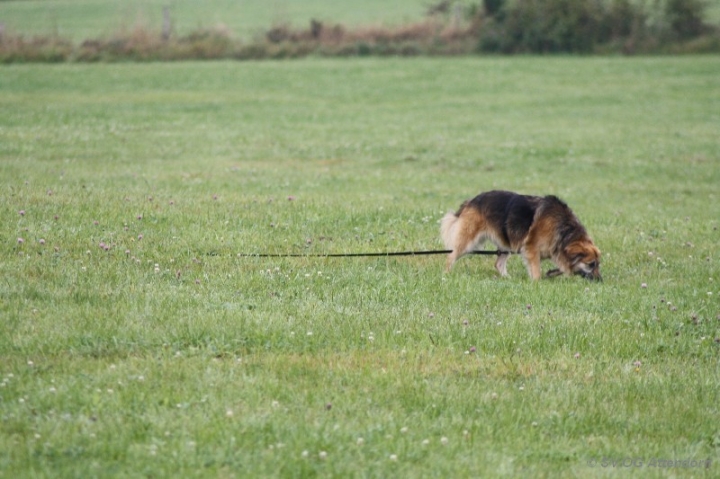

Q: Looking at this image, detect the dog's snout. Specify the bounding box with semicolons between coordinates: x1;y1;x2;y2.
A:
582;270;602;282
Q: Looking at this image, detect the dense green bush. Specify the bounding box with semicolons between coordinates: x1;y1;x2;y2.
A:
476;0;714;54
665;0;708;40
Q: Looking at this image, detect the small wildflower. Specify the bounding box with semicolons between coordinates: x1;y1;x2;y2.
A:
93;220;99;225
463;319;469;326
428;312;435;318
421;439;430;446
325;403;332;411
39;239;45;245
19;210;25;216
226;409;234;418
633;360;642;368
287;196;295;201
574;352;581;359
641;283;647;288
137;215;143;220
469;346;476;353
440;436;449;445
356;437;364;446
213;194;218;200
389;454;398;461
490;392;498;400
137;234;143;240
271;400;279;408
318;451;327;460
301;450;309;458
400;427;408;434
531;421;538;427
17;237;24;244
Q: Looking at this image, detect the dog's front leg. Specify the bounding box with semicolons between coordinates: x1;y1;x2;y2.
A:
522;247;542;280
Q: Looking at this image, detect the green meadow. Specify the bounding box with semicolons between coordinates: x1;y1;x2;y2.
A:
1;0;720;42
1;56;719;477
0;0;430;41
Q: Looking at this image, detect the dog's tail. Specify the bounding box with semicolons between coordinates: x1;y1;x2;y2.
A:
440;210;461;250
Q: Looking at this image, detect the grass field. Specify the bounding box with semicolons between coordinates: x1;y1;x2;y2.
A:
1;0;720;43
0;0;431;41
1;56;719;477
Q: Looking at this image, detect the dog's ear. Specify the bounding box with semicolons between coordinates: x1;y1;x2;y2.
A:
565;240;600;264
565;242;587;264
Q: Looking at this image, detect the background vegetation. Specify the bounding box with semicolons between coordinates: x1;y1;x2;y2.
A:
1;0;720;61
1;56;719;477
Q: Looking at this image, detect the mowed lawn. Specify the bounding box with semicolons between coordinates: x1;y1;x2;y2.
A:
1;57;719;477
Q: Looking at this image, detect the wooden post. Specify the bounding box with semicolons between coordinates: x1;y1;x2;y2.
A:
162;7;171;41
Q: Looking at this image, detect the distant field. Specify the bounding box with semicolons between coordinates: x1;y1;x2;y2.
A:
1;57;719;477
1;0;719;42
0;0;432;41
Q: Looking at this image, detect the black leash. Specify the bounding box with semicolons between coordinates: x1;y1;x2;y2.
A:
235;249;508;258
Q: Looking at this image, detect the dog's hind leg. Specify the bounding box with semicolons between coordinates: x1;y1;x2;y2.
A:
494;253;510;277
441;210;481;271
445;232;477;272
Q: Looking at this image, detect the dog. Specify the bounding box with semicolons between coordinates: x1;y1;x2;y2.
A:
441;190;601;281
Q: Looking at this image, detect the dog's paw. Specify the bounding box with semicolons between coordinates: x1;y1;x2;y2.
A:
546;268;563;278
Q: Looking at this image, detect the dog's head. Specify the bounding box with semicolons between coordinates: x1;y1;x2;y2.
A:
566;240;602;281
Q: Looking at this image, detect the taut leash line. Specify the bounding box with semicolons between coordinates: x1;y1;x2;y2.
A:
235;249;509;258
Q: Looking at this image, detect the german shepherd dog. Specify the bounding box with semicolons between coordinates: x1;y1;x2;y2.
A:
441;190;601;281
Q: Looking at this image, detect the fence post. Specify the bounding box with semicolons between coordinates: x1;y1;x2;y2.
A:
162;7;172;40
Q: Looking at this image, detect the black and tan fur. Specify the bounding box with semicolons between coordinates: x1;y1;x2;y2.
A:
441;190;601;281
